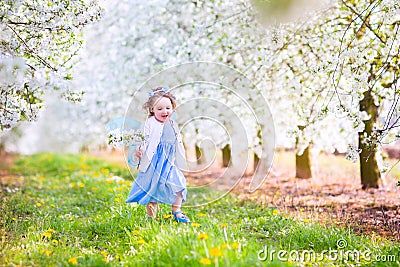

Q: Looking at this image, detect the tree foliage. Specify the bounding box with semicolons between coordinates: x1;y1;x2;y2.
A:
0;0;102;131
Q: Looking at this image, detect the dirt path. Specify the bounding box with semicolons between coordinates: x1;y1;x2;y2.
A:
0;151;23;189
185;152;400;242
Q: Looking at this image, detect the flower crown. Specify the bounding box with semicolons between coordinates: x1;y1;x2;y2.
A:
147;86;176;99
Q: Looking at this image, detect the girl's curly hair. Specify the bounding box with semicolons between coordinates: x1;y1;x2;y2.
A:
143;86;177;117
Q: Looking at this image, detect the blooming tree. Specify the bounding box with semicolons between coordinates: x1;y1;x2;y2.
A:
267;0;400;188
330;0;400;188
0;0;102;132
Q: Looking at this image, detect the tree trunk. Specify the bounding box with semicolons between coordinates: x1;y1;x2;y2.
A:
253;152;260;174
295;125;312;179
222;144;231;167
195;144;205;165
358;89;380;189
295;145;312;179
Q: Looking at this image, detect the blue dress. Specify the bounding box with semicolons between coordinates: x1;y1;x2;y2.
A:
126;121;187;205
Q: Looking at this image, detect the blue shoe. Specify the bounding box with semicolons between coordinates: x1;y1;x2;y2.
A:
172;211;190;223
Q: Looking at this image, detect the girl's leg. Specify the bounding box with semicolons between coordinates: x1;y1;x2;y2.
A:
172;191;190;222
172;191;183;214
146;202;158;218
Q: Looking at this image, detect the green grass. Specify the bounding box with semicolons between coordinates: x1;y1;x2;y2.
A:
1;153;399;266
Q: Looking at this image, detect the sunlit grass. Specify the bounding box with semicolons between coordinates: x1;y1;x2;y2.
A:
1;153;399;266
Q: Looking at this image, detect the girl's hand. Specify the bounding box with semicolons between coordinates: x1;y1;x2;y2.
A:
135;150;143;159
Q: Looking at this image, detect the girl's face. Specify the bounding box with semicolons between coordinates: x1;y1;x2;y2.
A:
152;96;173;123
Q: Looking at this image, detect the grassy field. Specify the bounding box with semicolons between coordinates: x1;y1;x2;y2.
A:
1;153;399;266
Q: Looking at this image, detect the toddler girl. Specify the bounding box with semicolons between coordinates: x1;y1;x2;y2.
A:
126;86;190;223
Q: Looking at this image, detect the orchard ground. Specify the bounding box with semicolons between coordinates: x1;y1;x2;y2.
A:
92;149;400;242
1;150;399;266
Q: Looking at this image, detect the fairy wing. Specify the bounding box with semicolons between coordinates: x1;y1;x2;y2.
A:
106;117;142;168
105;117;141;132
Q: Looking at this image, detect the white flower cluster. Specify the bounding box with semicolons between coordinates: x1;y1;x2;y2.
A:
107;128;145;149
345;144;361;163
0;56;43;130
61;90;85;103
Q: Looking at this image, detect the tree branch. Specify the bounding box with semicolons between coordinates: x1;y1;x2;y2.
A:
6;24;58;71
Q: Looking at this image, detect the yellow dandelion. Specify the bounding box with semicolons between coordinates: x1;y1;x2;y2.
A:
114;198;120;202
199;258;211;265
197;213;207;217
132;230;139;235
68;257;78;265
210;247;222;257
115;255;120;260
173;221;178;225
288;259;294;264
231;242;239;250
12;218;17;221
42;250;52;256
102;257;108;263
91;187;97;191
77;182;85;188
137;239;147;245
220;223;227;228
197;232;209;240
36;203;42;207
163;214;173;219
43;231;52;238
80;163;88;169
48;228;56;233
221;243;229;249
52;239;59;245
304;262;312;266
303;219;309;223
191;222;201;228
100;251;108;257
50;204;56;208
54;185;59;189
273;209;279;216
